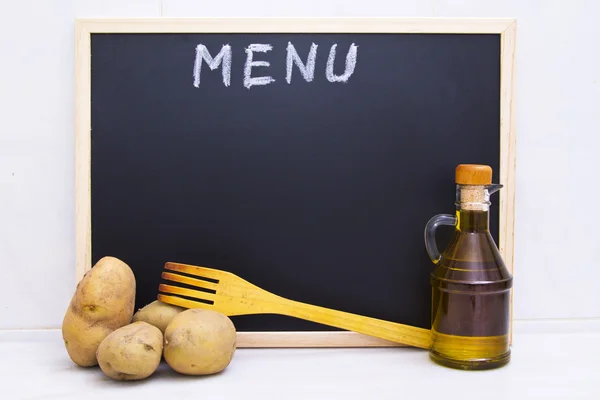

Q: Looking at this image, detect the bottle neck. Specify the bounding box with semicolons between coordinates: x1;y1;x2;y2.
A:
456;208;489;232
455;184;491;233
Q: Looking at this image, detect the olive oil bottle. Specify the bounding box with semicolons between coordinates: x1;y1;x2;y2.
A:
424;164;513;370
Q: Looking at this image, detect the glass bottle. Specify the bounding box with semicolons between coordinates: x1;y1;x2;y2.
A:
424;164;513;370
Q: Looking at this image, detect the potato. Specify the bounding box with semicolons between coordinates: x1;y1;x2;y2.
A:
96;321;163;380
132;300;185;334
62;256;136;367
163;309;237;375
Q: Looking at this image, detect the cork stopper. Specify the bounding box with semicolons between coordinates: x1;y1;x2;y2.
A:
455;164;493;210
455;164;492;185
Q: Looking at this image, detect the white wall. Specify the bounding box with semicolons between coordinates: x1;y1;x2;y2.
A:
1;0;598;330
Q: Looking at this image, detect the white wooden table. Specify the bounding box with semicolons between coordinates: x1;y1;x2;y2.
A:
1;327;598;400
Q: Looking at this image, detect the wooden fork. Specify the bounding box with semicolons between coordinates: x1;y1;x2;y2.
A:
157;262;432;349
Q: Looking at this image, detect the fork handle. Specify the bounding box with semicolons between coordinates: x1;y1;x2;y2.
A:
270;297;432;349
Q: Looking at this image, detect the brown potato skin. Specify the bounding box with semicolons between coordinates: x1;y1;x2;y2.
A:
61;256;136;367
163;309;237;375
132;300;185;334
96;321;163;381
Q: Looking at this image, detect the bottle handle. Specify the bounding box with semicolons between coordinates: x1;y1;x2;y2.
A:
424;214;457;264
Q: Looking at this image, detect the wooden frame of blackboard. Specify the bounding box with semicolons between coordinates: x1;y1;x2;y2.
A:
75;17;517;348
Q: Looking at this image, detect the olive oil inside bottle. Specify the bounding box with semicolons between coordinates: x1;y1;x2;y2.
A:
430;209;512;370
425;164;513;370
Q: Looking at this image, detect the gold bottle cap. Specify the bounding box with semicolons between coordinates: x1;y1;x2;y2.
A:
455;164;492;185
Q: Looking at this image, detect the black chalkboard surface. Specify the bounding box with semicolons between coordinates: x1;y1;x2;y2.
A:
77;19;516;346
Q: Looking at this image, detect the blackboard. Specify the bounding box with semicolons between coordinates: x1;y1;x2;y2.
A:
75;18;517;347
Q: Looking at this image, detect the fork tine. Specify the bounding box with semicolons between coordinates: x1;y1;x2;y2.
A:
157;294;212;310
161;271;219;291
164;262;224;280
158;284;215;303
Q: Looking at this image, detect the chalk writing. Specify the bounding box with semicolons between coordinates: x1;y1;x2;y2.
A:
193;42;358;89
326;43;358;83
286;42;318;84
244;44;276;89
193;44;232;88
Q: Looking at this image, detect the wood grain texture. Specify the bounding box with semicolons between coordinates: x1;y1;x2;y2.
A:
498;21;517;344
74;17;517;347
235;331;404;348
74;21;92;286
74;17;515;34
455;164;493;185
158;262;432;349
